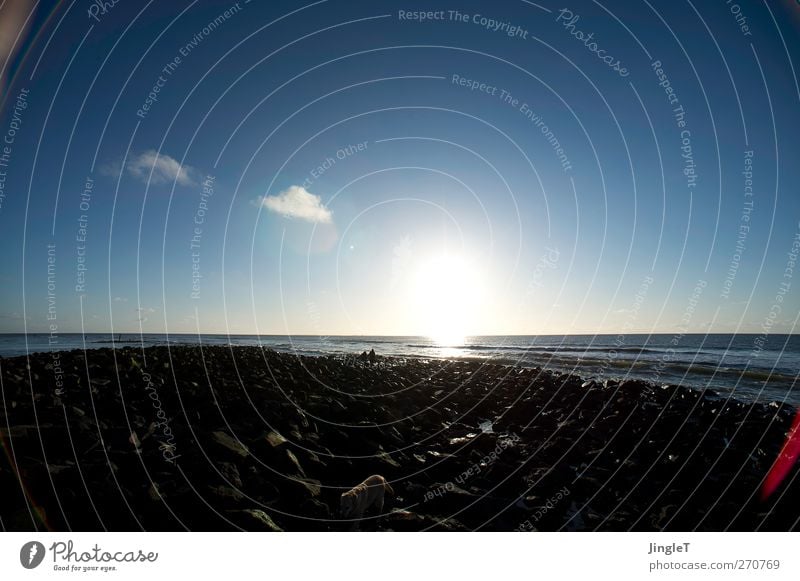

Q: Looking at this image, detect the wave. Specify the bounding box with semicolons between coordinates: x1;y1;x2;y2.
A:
400;342;732;357
401;346;797;386
665;363;799;385
498;354;800;387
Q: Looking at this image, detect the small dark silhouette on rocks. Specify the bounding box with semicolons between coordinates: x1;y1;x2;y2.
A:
368;348;376;365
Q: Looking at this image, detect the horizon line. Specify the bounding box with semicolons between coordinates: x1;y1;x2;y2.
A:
0;331;797;337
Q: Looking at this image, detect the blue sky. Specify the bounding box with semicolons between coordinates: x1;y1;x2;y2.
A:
0;0;799;337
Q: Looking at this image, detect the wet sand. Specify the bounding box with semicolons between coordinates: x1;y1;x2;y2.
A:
0;345;797;531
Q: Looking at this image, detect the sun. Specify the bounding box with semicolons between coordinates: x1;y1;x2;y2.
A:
410;253;485;345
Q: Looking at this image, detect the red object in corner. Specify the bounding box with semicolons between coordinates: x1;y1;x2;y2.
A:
761;410;800;501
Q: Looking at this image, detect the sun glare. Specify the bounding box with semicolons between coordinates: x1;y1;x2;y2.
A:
411;253;485;346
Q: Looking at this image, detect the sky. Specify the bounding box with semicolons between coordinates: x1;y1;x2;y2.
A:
0;0;799;338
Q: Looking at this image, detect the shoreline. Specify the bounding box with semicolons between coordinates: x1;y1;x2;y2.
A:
1;334;796;407
1;345;798;531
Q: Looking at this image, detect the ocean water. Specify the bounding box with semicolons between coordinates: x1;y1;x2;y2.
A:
0;333;798;405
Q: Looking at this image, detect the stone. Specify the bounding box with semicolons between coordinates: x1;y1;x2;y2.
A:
208;485;245;504
212;431;249;458
230;509;283;531
285;449;306;477
295;478;322;498
377;451;401;468
219;462;242;488
265;431;288;447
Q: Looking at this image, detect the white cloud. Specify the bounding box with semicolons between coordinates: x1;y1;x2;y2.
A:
135;307;157;322
126;150;196;186
259;186;332;223
0;312;27;320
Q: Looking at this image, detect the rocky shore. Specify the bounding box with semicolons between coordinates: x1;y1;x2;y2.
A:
0;345;798;531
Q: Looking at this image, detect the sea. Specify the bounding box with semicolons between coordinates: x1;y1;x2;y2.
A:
0;333;798;405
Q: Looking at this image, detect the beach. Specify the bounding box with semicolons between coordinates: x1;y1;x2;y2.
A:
1;345;798;531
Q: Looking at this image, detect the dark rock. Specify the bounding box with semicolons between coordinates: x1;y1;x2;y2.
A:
208;485;245;505
211;431;249;458
293;478;322;498
285;449;306;477
228;509;283;531
265;431;287;448
218;462;242;488
1;345;796;532
301;498;331;519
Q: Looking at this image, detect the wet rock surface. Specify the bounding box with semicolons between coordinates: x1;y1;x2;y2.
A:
0;346;798;531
